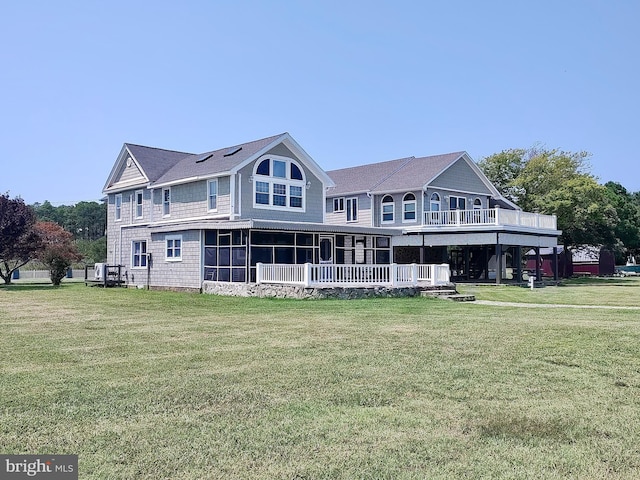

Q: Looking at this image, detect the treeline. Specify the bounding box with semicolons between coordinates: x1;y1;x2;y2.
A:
31;200;107;265
479;147;640;263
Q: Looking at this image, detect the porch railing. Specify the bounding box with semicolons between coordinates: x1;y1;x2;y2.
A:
256;263;450;288
423;207;557;230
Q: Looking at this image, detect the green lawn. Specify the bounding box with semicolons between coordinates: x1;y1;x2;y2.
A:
1;281;639;479
458;277;640;307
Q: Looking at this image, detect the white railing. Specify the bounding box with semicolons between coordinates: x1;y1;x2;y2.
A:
423;207;556;230
256;263;451;287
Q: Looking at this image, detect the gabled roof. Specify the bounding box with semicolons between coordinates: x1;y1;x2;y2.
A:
326;151;468;196
326;156;416;196
103;133;335;194
370;152;466;194
153;134;284;187
125;144;194;183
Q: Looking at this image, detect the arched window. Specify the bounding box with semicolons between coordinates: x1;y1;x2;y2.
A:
430;192;441;211
473;198;482;209
381;195;394;223
253;156;306;210
403;193;417;222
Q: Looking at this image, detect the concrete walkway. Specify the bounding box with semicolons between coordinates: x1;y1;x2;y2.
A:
473;300;640;310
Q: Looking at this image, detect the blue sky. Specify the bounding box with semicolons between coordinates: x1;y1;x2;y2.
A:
2;0;639;205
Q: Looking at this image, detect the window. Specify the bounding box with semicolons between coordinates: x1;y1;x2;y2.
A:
132;240;147;268
346;197;358;222
473;198;482;209
208;180;218;211
403;193;417;222
163;188;171;216
333;197;344;212
449;196;466;210
135;190;143;218
430;192;441;211
115;194;122;221
253;156;306;210
381;195;394;223
204;230;247;283
255;181;269;205
166;235;182;261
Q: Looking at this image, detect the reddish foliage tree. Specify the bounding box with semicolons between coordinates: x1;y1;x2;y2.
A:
35;222;82;286
0;194;42;284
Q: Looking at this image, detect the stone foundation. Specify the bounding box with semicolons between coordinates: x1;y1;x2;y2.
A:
202;281;422;299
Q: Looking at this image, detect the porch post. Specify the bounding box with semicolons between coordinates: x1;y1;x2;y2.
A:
484;245;490;280
464;247;470;282
495;243;502;285
256;262;263;284
304;263;312;287
391;263;398;287
514;247;522;283
535;247;542;281
552;247;559;281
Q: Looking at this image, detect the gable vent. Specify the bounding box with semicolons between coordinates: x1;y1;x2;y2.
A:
223;146;242;157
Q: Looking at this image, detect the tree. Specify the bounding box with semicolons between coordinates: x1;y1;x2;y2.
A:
35;222;82;286
479;147;619;274
604;182;640;261
0;194;42;284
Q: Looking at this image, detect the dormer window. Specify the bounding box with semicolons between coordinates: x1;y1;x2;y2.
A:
253;156;306;211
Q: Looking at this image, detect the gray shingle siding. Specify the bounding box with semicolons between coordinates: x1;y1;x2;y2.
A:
428;158;492;194
237;147;325;223
325;193;371;226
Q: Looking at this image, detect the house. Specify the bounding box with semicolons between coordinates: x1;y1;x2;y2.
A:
102;132;561;293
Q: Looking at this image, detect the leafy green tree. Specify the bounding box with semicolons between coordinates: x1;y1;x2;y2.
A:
479;147;619;272
604;182;640;261
35;222;82;286
76;237;107;264
0;194;42;284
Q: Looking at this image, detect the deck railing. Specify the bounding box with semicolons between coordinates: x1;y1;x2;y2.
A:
256;263;450;288
423;207;557;230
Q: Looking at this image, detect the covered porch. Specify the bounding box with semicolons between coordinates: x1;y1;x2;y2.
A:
393;229;561;284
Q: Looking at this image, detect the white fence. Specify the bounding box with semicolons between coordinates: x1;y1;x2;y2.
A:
423;207;557;230
11;269;88;280
256;263;450;287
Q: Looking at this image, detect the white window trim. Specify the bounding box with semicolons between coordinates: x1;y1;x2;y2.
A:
165;234;182;262
162;188;171;217
135;190;144;219
402;192;417;223
252;155;307;212
381;195;395;224
473;198;483;209
449;195;466;210
131;240;147;269
430;192;441;211
346;197;358;223
333;197;345;213
115;194;122;222
208;179;218;212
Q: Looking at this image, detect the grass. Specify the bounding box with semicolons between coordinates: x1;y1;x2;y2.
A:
457;276;640;307
1;280;640;479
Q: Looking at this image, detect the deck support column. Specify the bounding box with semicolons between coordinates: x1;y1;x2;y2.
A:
515;246;522;283
495;243;502;285
552;247;559;281
535;247;542;281
464;246;470;281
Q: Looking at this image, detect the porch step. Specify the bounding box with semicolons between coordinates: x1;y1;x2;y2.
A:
420;288;476;302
